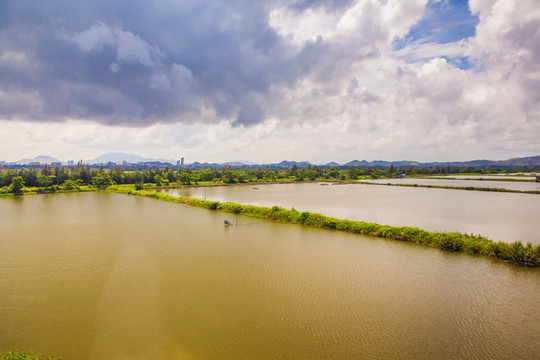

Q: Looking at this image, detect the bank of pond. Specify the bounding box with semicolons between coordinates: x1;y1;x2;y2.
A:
358;179;540;194
112;187;539;267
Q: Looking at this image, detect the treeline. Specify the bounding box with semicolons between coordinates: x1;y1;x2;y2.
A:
0;163;537;193
0;163;351;190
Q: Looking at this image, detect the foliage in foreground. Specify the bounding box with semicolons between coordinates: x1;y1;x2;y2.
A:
0;351;60;360
112;187;540;268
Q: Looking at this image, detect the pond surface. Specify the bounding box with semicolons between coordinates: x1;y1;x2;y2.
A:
161;183;540;245
435;175;538;180
0;193;538;359
362;177;540;192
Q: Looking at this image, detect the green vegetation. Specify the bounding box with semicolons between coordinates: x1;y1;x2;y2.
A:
1;162;539;196
0;351;60;360
111;186;540;268
2;164;539;267
9;176;24;195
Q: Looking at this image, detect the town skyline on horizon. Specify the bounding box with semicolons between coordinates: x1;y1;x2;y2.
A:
2;152;540;168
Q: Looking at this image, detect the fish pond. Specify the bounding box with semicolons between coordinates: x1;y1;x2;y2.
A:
160;182;540;245
0;193;539;359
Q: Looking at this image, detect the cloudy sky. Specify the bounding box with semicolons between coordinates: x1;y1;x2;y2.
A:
1;0;539;163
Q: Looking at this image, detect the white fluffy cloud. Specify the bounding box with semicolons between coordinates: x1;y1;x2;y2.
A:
0;0;539;162
260;0;540;161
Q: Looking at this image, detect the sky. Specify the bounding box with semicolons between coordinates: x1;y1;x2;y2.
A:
0;0;539;164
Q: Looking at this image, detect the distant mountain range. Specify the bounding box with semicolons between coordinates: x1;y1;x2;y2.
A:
84;152;175;165
15;155;62;164
9;153;540;169
331;156;540;169
12;152;175;165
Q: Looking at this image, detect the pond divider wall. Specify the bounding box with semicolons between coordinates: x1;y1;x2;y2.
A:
356;181;540;195
111;187;540;268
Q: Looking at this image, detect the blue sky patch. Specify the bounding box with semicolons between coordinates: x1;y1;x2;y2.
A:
393;0;479;69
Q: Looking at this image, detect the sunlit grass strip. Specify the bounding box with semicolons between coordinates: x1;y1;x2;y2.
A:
357;181;540;195
0;351;61;360
111;186;540;268
0;185;96;197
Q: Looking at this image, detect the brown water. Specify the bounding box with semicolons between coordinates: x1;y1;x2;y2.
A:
362;177;540;192
161;183;540;245
0;193;539;359
439;175;538;180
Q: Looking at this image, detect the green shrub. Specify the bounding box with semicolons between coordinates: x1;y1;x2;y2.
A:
489;241;510;260
438;234;464;252
508;242;539;267
61;179;80;191
9;176;24;195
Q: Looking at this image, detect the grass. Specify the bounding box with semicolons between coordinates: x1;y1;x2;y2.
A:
110;186;540;268
0;351;60;360
0;185;95;197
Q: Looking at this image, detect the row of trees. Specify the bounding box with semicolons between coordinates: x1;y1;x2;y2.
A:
0;163;536;192
0;163;343;188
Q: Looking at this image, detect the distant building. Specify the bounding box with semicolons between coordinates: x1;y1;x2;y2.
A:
181;157;185;166
122;161;129;166
0;161;5;166
29;162;41;166
67;160;75;166
51;162;62;167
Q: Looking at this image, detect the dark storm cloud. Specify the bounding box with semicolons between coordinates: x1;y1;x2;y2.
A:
0;0;336;126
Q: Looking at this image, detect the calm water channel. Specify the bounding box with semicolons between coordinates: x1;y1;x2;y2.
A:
0;193;539;359
362;178;540;192
161;183;540;245
439;175;538;180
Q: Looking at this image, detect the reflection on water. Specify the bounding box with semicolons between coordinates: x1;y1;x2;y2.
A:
161;183;540;245
0;193;539;359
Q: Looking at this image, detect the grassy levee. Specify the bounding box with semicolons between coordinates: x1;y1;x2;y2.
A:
423;176;537;182
357;181;540;195
0;185;95;197
110;186;540;267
